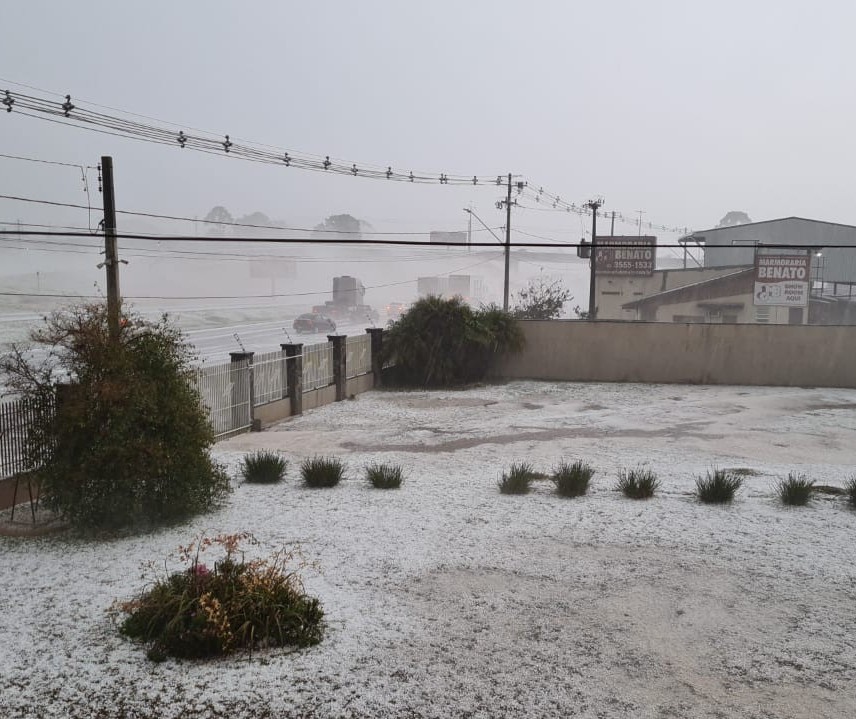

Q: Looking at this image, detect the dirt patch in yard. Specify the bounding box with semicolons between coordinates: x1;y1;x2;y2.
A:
341;423;723;453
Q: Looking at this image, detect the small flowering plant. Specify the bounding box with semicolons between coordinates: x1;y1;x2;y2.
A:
114;532;324;662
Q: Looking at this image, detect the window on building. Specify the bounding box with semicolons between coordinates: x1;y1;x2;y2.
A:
755;307;771;324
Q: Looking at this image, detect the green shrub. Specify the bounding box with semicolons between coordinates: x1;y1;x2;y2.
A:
498;462;536;495
301;456;345;488
0;303;229;531
240;451;288;484
383;296;524;387
617;467;660;499
366;462;404;489
846;477;856;508
695;469;743;504
116;533;323;661
777;472;814;506
552;460;594;497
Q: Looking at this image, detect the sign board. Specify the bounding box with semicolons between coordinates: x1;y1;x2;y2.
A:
595;236;656;276
430;231;467;245
753;253;809;307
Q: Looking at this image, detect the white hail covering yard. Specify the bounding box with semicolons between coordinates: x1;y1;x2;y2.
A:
1;380;856;718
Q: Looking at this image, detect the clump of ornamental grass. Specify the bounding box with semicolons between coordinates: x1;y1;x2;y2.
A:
617;467;660;499
240;450;288;484
115;532;323;662
301;456;345;488
846;476;856;508
777;472;814;506
498;461;537;495
552;460;595;498
366;462;404;489
695;468;743;504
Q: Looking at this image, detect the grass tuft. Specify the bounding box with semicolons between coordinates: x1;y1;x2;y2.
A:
846;477;856;508
498;462;536;495
240;450;288;484
552;460;594;498
695;469;743;504
301;456;345;488
777;472;814;506
366;462;404;489
617;467;660;499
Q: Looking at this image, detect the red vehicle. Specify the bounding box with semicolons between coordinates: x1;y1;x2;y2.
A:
293;313;336;334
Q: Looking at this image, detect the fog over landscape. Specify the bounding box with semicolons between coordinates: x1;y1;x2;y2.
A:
3;0;855;357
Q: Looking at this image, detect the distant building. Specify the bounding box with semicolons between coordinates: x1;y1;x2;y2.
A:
595;217;856;325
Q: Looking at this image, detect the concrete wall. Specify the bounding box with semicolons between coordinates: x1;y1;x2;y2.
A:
492;320;856;388
252;373;375;427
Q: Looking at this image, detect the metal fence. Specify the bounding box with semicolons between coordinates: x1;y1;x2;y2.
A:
346;334;372;378
0;396;52;480
253;349;287;407
191;360;252;439
303;341;334;392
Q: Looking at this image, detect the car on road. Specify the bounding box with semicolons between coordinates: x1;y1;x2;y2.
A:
386;302;407;321
293;313;336;334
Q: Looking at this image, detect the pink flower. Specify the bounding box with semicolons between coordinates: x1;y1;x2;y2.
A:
190;563;210;577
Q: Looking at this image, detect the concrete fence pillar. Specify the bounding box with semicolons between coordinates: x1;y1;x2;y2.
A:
282;343;303;416
328;334;347;401
229;351;256;432
366;327;384;387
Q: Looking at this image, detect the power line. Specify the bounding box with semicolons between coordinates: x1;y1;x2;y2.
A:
1;235;496;264
521;183;692;235
2;84;513;186
0;152;96;169
0;192;501;237
0;253;503;301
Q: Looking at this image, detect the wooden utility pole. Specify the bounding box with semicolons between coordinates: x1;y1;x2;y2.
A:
100;156;121;338
503;173;512;311
586;198;604;320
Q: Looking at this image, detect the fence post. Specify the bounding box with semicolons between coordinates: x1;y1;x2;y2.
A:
328;335;347;401
366;327;384;387
229;351;256;432
282;343;303;416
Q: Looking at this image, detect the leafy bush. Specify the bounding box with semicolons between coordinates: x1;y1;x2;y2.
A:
695;469;743;504
366;462;404;489
240;451;288;484
116;533;323;661
617;467;660;499
301;456;345;488
498;462;536;495
383;296;524;387
0;303;229;531
846;477;856;508
552;460;594;497
777;472;814;506
512;276;572;320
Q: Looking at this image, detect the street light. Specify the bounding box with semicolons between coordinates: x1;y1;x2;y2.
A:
463;207;508;310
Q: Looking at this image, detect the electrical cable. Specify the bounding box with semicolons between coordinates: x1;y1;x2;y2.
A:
0;253;504;301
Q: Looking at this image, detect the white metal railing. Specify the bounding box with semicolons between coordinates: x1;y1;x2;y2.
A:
346;334;372;378
191;360;252;438
253;350;286;407
302;341;334;391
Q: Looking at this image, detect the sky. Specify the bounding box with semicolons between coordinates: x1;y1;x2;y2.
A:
1;0;855;307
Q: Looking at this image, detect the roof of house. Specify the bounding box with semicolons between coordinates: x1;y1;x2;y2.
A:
691;216;856;238
621;268;755;310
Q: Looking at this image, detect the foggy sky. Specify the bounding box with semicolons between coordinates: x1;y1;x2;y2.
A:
2;0;855;241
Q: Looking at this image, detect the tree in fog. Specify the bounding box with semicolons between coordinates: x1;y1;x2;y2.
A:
313;214;373;240
511;276;572;320
716;210;753;228
204;206;234;235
